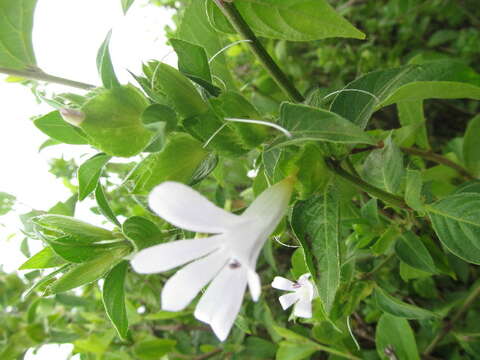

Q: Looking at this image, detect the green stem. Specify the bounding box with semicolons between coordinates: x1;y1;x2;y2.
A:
212;0;305;103
401;147;475;180
326;159;410;210
0;66;96;90
423;281;480;356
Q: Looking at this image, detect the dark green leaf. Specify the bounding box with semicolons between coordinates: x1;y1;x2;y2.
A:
405;168;424;212
276;342;318;360
463;114;480;177
427;193;480;264
102;261;129;339
397;100;429;149
375;314;420;360
133;339;177;360
394;232;436;273
78;153;111;201
96;30;120;89
122;216;163;251
170;38;211;83
34;111;89;145
0;0;37;69
374;288;438;319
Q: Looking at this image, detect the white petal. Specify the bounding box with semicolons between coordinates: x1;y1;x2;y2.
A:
161;250;227;311
293;297;312;318
149;181;242;233
271;276;296;291
279;293;299;310
131;236;222;274
298;273;311;284
247;270;261;301
194;264;247;341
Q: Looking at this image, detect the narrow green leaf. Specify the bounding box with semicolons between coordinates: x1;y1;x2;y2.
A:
0;191;16;215
405;169;424;212
463;114;480;177
207;0;365;41
375;314;420;360
362;135;405;195
127;133;209;194
19;247;66;270
122;216;163;251
375;288;438;319
78;153;111;201
331;60;480;129
291;182;341;312
80;85;152;157
142;104;177;153
121;0;135;14
133;339;177;360
427;193;480;264
102;261;129;339
397;100;429;149
394;232;437;273
33;215;115;243
272;103;376;149
34;111;89;145
170;38;212;83
95;184;120;226
0;0;37;69
49;194;77;217
96;30;120;89
47;247;129;294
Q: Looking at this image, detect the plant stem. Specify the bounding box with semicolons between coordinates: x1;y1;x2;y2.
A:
0;66;96;90
401;147;475;180
212;0;305;103
423;281;480;356
326;159;410;210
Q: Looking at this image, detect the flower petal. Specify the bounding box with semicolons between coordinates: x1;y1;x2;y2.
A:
279;293;299;310
131;236;223;274
194;264;247;341
162;250;227;311
298;273;311;284
247;270;261;301
293;297;312;318
149;181;242;233
271;276;296;291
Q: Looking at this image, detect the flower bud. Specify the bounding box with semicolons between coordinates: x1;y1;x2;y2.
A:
60;108;85;127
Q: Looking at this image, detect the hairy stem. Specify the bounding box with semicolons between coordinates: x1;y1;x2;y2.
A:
212;0;305;102
401;147;475;180
0;66;96;90
326;159;410;210
423;281;480;356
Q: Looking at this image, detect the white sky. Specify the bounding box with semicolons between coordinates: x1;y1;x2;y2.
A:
0;0;175;358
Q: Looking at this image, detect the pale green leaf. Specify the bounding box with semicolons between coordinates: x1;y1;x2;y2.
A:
122;216;163;251
0;191;15;215
34;111;89;145
405;168;424;212
375;314;420;360
395;232;436;273
375;287;438;319
121;0;135;14
96;30;120;89
133;339;176;360
397;100;429;149
78;153;111;201
95;184;120;226
19;247;66;270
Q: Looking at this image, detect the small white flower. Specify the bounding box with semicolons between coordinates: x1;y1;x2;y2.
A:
271;273;317;318
131;177;294;341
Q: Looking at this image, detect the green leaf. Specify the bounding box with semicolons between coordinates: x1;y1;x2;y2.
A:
49;194;77;217
96;30;120;89
177;0;235;89
19;247;66;270
276;342;318;360
394;232;437;274
463;114;480;177
271;103;376;149
47;247;129;294
331;60;480;129
121;0;135;14
427;193;480;264
34;111;89;145
397;100;429;149
405;168;424;212
362;135;405;195
80;85;152;157
133;339;177;360
374;287;438;319
46;235;128;263
375;314;420;360
0;0;37;69
142;104;177;152
291;182;341;312
244;337;277;359
127;133;209;194
78;153;111;201
95;184;120;226
102;261;129;340
170;38;212;83
0;191;15;215
207;0;365;41
33;215;115;243
122;216;163;251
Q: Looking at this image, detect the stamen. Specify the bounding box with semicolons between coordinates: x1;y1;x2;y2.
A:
228;259;241;269
292;282;301;289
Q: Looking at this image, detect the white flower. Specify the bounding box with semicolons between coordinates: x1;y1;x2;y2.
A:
131;177;294;341
271;273;317;318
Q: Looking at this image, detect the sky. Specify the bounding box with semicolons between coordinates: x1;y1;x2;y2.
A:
0;0;175;358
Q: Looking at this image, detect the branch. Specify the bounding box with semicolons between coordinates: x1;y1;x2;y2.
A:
212;0;305;102
0;66;96;90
